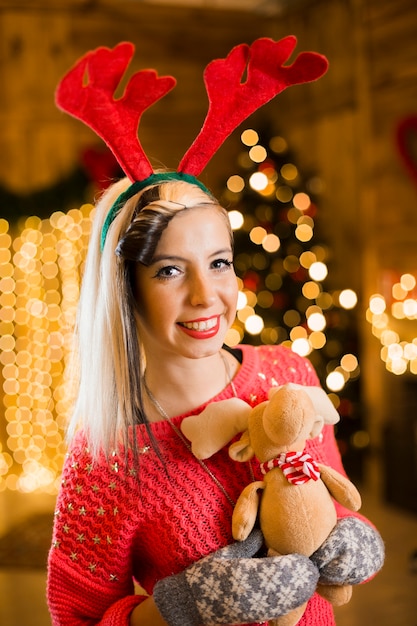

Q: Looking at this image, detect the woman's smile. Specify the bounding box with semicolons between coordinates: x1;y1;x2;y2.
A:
177;315;220;338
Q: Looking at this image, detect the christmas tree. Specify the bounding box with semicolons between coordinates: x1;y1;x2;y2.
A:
220;127;366;480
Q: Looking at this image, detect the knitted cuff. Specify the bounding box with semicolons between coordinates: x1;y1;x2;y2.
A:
154;572;201;626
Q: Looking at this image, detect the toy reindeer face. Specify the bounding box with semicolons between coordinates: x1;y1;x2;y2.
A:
180;383;340;461
229;387;324;464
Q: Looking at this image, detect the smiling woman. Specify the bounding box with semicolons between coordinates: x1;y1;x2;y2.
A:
47;38;384;626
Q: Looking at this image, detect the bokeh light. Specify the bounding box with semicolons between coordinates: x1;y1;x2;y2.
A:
0;204;94;493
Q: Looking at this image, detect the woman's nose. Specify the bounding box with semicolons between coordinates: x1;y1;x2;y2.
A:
189;272;216;307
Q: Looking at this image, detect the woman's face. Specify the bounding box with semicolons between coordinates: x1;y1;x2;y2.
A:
133;205;238;361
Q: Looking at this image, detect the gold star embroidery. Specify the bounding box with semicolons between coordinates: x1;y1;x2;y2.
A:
111;462;119;473
88;563;97;572
53;540;61;549
92;484;100;493
250;394;257;403
93;536;101;545
62;524;70;534
77;533;85;543
85;463;93;473
67;503;74;511
75;484;83;494
71;462;79;469
54;508;61;517
79;506;87;516
113;507;119;516
109;574;118;582
106;536;112;545
70;552;78;561
139;446;150;454
97;507;105;516
128;468;137;477
109;481;117;491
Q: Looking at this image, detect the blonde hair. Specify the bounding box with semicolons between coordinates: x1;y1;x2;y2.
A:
67;176;231;460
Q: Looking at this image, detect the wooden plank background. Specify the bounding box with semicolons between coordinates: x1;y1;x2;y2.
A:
1;0;417;458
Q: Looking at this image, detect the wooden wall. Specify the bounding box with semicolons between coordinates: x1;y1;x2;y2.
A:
1;0;417;487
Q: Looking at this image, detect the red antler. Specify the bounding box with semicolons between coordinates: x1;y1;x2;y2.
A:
178;37;329;176
55;42;176;182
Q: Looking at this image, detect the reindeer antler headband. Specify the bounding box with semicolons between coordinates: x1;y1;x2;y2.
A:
56;37;328;250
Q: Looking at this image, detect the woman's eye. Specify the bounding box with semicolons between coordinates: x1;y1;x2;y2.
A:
212;258;233;271
155;265;181;279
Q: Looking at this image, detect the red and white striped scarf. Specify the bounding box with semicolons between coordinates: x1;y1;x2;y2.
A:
259;450;320;485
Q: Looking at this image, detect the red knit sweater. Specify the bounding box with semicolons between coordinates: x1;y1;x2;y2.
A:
47;344;362;626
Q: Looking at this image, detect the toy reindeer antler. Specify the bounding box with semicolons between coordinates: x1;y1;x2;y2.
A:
55;42;176;182
56;37;327;182
56;37;328;249
179;36;328;175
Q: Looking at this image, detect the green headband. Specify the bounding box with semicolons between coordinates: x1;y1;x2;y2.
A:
100;172;212;251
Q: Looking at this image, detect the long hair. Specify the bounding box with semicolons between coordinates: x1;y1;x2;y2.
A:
67;175;232;460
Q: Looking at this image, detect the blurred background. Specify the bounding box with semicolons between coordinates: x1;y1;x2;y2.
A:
0;0;416;624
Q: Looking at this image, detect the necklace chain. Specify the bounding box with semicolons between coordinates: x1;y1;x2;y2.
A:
144;350;250;508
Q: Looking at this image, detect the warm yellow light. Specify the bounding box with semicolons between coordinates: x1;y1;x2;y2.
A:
275;186;293;203
403;298;417;318
309;261;328;282
341;353;358;372
0;203;95;493
369;295;386;314
339;289;357;309
290;326;307;340
236;291;248;310
245;314;264;335
392;282;407;301
400;273;416;291
280;163;298;181
241;129;259;146
309;331;326;349
249;172;268;191
299;251;316;269
249;226;267;245
326;371;345;392
227;175;245;193
307;312;326;332
228;210;244;230
249;145;267;163
262;234;280;253
302;281;320;300
225;327;242;347
295;224;313;242
291;337;311;357
293;192;311;211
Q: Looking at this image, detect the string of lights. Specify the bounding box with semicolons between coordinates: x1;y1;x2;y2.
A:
0;204;94;494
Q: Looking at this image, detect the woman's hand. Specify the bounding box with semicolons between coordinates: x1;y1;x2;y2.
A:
310;517;385;585
152;529;318;626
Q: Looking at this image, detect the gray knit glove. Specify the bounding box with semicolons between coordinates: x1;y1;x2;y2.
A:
153;529;319;626
310;517;385;585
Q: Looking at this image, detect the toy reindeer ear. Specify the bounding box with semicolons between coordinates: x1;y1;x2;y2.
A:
229;431;254;462
310;414;325;439
181;398;252;459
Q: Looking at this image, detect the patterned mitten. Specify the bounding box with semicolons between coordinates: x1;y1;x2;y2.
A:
153;529;319;626
310;517;385;585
